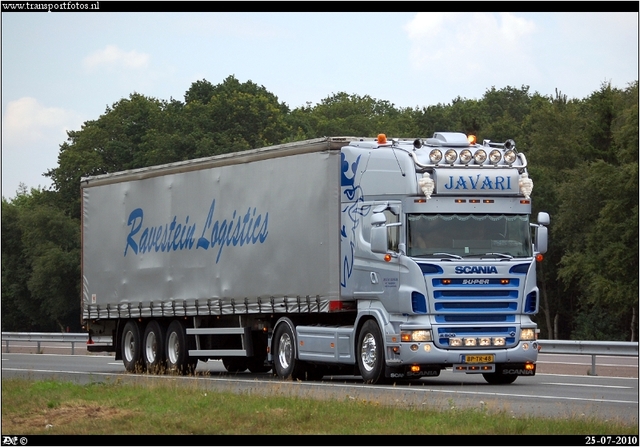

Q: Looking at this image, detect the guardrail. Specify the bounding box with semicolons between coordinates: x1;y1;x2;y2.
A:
538;339;638;375
2;333;638;376
1;332;100;355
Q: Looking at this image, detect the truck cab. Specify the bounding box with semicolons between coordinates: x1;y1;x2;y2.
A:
338;132;548;384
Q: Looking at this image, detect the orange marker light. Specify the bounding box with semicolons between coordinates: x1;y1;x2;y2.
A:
377;134;387;144
384;253;392;262
468;135;476;144
536;254;544;262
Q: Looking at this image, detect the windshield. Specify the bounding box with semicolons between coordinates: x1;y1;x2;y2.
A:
407;213;532;258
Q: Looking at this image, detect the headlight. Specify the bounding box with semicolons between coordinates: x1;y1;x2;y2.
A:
444;149;458;164
429;149;442;163
489;149;502;164
459;149;472;164
504;149;517;164
473;149;487;164
520;328;536;341
401;330;432;342
492;337;506;346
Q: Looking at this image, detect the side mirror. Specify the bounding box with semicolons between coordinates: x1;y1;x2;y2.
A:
537;212;550;226
371;211;388;254
535;225;548;254
371;212;386;226
371;226;388;254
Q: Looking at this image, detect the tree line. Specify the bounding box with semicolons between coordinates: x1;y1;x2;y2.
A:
2;75;637;340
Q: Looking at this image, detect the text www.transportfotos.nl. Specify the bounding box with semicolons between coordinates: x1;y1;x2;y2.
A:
1;1;99;11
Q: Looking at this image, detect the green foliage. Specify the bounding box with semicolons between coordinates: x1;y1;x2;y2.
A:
553;82;639;340
2;78;638;339
292;92;419;138
2;188;80;331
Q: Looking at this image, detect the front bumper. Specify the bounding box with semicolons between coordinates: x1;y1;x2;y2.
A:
384;339;539;375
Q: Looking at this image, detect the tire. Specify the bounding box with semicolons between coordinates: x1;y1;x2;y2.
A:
121;320;145;373
357;319;385;384
165;320;197;375
272;321;303;380
482;372;518;385
222;357;248;373
142;320;166;374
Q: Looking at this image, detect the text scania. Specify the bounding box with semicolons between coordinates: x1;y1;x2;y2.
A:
124;199;269;263
455;266;498;274
444;174;512;191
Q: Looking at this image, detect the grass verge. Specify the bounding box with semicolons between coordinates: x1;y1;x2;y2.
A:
1;377;638;435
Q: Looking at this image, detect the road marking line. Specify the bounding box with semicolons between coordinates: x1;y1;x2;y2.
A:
543;382;633;389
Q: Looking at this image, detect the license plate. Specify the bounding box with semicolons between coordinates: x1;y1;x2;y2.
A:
464;354;494;363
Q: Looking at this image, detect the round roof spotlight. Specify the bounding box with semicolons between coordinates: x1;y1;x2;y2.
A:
429;149;443;164
504;139;516;150
459;149;473;164
504;149;517;164
474;149;487;164
489;149;502;164
413;139;423;150
444;149;458;164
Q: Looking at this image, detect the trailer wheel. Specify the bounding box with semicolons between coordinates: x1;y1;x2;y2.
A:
482;373;518;385
143;320;166;374
357;320;385;384
273;322;303;380
165;320;197;375
122;320;144;373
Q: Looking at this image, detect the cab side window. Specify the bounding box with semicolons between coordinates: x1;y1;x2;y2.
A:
385;210;399;252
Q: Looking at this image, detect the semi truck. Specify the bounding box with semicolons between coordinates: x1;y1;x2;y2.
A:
82;132;549;385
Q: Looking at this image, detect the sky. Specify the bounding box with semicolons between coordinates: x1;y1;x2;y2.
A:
2;8;638;199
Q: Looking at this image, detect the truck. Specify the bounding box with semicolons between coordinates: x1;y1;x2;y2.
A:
82;132;549;385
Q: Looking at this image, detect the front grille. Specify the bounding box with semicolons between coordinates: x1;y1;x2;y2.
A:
428;274;521;348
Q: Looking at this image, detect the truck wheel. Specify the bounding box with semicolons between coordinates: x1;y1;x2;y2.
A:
482;373;518;385
143;320;166;374
122;320;145;373
357;320;385;384
273;322;303;380
165;320;197;375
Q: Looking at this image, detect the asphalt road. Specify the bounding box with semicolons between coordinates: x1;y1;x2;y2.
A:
2;345;638;426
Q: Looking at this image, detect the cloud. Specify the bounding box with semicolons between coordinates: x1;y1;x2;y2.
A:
3;97;82;144
404;13;538;83
2;97;84;196
83;45;150;71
